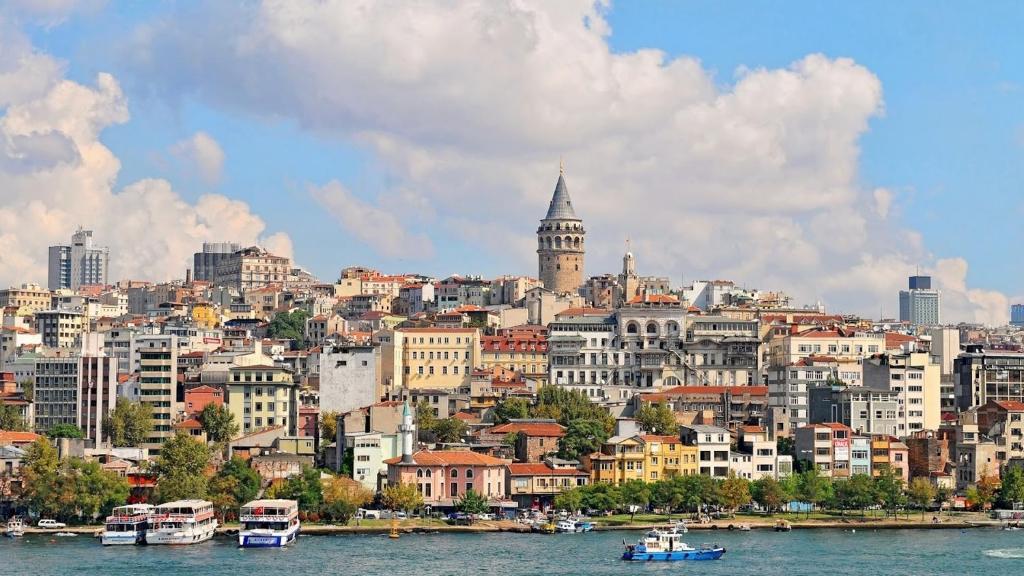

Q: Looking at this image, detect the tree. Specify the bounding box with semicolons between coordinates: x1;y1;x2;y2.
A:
48;423;84;439
907;477;938;519
18;438;60;515
197;403;239;443
432;418;467;443
103;398;153;447
751;477;787;515
797;468;830;517
634;402;678;435
620;479;651;521
531;385;614;432
554;488;583;514
681;474;720;513
20;380;33;402
776;436;795;458
557;419;609;461
0;402;27;431
934;485;953;516
719;472;752;514
155;431;211;502
873;467;906;517
998;466;1024;509
493;397;530;423
457;489;491;516
415;400;437;439
834;474;875;516
966;472;1000;511
268;466;324;513
321;475;374;524
320;410;340;441
266;310;309;346
381;481;423;514
18;438;128;522
502;432;521;447
208;456;261;519
578;482;622;513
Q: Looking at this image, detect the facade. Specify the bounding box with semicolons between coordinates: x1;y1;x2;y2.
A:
487;420;565;463
794;423;853;478
192;242;241;282
506;460;590;508
0;284;51;313
386;449;510;506
137;334;180;449
537;166;585;294
809;384;900;437
48;228;109;290
585;434;698;484
347;431;400;491
639;385;770;430
862;351;941;435
214;246;292;291
32;350;117;443
36;310;85;349
319;343;381;415
954;348;1024;411
680;425;731;479
1012;304;1024;327
480;332;548;384
393;328;480;390
226;365;298;437
183;385;224;416
683;315;760;386
898;275;941;326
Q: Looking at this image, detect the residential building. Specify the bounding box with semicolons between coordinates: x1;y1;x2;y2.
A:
48;228;109;290
385;449;510;507
733;426;778;480
347;431;400;491
862;351;941;434
0;284;51;313
809;384;900;437
850;436;872;475
36;309;85;349
213;246;292;291
0;327;42;368
794;422;853;478
192;242;241;282
899;275;941;326
905;430;952;481
480;331;548;384
584;434;698;484
226;365;298;437
547;308;617;387
183;385;223;416
486;419;565;463
32;338;117;443
319;342;381;415
954;347;1024;411
507;459;590;508
680;424;731;479
682;315;761;386
393;328;480;390
638;385;769;431
870;436;910;481
137;334;180;449
537;165;585;294
768;351;871;429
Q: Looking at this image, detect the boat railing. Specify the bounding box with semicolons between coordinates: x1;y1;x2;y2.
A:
105;514;150;523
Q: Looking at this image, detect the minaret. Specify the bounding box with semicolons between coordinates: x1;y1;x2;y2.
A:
399;400;416;463
619;237;639;305
537;160;585;294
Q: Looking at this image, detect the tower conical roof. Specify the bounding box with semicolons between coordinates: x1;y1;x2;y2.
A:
544;172;578;220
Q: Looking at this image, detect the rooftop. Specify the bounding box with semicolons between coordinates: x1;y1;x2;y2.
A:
384;450;509;466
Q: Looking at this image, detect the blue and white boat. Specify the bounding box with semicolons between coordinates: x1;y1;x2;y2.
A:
622;527;725;561
238;499;300;548
102;504;154;545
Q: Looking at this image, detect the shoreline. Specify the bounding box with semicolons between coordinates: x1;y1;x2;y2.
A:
20;518;1001;537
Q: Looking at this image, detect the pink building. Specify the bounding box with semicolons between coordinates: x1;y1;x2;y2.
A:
385;450;509;507
889;440;910;481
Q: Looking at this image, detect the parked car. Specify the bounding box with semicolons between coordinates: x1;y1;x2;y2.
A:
474;513;495;521
355;509;381;520
38;519;66;529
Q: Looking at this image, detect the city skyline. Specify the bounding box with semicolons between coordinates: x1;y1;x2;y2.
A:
0;2;1021;324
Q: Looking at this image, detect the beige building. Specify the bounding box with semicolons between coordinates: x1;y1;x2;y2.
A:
768;328;885;367
480;330;548;384
0;284;52;313
138;334;180;450
393;328;481;390
36;309;86;349
863;351;941;434
227;364;298;437
214;246;292;291
537;166;585;295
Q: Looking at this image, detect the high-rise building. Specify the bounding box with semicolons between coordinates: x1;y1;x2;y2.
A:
537;164;585;294
137;334;180;450
898;274;941;326
1011;304;1024;327
47;228;109;290
193;241;241;282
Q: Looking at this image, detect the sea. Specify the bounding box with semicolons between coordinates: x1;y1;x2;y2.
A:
2;527;1022;575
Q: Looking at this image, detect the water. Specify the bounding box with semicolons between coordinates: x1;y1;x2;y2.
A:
2;528;1022;575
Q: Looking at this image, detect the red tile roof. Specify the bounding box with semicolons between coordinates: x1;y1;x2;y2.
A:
507;463;587;476
885;333;916;349
627;294;679;304
488;421;566;437
384;450;508;466
994;400;1024;411
452;411;478;422
0;430;42;444
398;327;477;333
640;435;680;443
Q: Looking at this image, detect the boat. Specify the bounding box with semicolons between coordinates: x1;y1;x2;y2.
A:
55;532;77;537
555;519;577;533
4;517;25;538
238;499;300;548
622;527;725;561
774;519;792;532
574;520;595;533
146;500;217;545
664;520;689;533
531;520;557;534
102;504;155;545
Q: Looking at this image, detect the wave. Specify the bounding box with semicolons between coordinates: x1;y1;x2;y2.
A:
983;549;1024;559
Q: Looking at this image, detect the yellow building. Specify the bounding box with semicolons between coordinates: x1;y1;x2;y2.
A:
394;327;481;390
480;331;549;385
227;365;297;436
0;283;52;313
190;302;218;329
584;434;697;484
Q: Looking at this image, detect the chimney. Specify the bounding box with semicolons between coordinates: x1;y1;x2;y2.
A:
185;268;192;285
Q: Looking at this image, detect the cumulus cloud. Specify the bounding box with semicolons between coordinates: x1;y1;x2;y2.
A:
310;181;433;260
0;28;290;286
108;1;1009;323
170;131;225;185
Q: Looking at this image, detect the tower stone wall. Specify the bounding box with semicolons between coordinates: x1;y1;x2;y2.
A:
537;168;585;294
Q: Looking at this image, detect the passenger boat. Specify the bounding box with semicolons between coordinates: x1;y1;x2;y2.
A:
146;500;217;545
4;517;25;538
102;504;154;545
621;527;725;561
238;499;300;548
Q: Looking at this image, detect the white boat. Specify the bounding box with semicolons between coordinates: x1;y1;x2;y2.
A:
146;500;217;545
102;504;155;545
4;517;25;537
238;499;300;548
555;519;577;533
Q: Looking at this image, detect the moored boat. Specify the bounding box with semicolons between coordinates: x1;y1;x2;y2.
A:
102;504;154;545
621;527;725;561
555;519;576;533
774;519;792;532
146;500;217;545
4;517;25;538
238;499;300;548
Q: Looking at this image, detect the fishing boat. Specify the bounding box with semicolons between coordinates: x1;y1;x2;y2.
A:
622;527;725;561
4;517;25;538
102;504;154;545
555;519;577;533
531;520;557;534
238;499;300;548
146;500;217;545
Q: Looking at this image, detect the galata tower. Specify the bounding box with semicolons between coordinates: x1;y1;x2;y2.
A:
537;163;585;294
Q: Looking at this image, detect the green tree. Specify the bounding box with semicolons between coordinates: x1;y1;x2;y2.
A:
620;479;651;522
266;310;310;346
457;489;491;516
751;477;787;515
493;397;530;423
155;431;211;502
554;487;584;513
72;458;130;521
835;474;876;516
103;398;153;447
321;476;374;524
18;437;60;515
502;431;521;447
797;468;831;517
531;386;614;432
18;438;128;522
873;467;907;517
268;466;324;513
634;402;679;435
557;419;609;460
432;417;467;443
907;477;938;519
20;380;33;402
0;402;27;431
719;472;752;514
965;472;1000;511
681;473;720;512
998;466;1024;509
381;481;423;514
650;476;687;513
320;410;340;441
776;436;795;457
934;485;953;516
578;482;622;513
208;456;261;519
47;423;84;439
197;403;239;443
415;400;437;438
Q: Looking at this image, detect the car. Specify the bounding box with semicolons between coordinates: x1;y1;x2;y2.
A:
474;513;495;521
38;519;66;529
355;509;381;520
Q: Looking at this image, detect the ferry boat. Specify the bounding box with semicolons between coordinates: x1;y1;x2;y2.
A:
102;504;154;545
146;500;217;545
621;527;726;561
4;517;25;538
238;499;300;548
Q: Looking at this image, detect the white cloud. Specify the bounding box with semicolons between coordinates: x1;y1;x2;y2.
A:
103;1;1014;322
309;181;433;260
0;28;290;286
170;131;225;185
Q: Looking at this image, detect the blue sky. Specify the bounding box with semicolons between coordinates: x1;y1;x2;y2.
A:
8;1;1022;320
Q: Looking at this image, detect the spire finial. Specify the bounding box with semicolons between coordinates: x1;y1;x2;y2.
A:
559;156;564;176
626;235;631;253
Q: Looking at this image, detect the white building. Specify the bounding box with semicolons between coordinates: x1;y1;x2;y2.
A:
898;275;941;326
347;431;400;491
681;424;731;479
48;228;109;291
319;343;381;415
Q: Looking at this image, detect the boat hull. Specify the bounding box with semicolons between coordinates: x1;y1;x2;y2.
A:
622;548;726;561
101;532;145;545
146;525;217;545
239;526;299;548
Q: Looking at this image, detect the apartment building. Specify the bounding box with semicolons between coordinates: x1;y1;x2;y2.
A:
393;328;480;390
227;365;298;437
680;424;731;479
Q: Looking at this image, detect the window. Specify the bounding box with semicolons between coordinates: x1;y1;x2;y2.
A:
466;482;473;493
451;469;458;478
450;483;458;497
465;469;474;478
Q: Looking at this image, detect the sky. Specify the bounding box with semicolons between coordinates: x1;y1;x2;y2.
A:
0;1;1021;324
